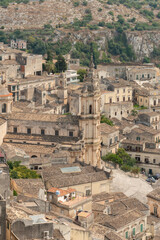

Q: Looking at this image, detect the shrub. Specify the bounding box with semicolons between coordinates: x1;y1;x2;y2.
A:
108;11;114;16
13;190;18;196
143;56;150;63
98;8;102;12
121;164;131;172
101;115;114;126
82;0;87;6
73;1;79;7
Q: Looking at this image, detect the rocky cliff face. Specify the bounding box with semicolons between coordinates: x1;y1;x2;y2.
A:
126;31;160;61
55;29;159;61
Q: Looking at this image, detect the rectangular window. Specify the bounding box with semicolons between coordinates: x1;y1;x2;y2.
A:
154;207;157;216
123;97;125;101
140;224;143;232
86;189;91;196
133;228;135;236
136;75;138;80
125;231;128;239
115;136;118;142
136;137;140;141
41;129;45;135
117;97;119;102
27;128;31;134
55;130;59;136
128;96;130;101
13;127;17;133
123;89;125;93
110;138;112;145
69;131;73;137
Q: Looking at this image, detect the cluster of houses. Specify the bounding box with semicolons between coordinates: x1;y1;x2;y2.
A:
0;42;160;239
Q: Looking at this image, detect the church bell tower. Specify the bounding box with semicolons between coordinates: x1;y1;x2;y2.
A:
79;57;101;168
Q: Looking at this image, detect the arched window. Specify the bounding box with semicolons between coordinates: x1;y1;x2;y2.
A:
2;103;6;113
31;155;38;158
89;105;92;114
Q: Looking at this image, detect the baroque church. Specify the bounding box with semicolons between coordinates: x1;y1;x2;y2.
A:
0;61;102;170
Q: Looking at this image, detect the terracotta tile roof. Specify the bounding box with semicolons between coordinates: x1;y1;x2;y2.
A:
48;187;75;197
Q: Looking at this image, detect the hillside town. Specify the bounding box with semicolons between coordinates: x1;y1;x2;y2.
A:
1;40;160;240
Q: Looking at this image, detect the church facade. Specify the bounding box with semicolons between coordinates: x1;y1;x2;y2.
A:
1;63;102;169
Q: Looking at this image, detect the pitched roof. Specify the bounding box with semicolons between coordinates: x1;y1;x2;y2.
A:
13;179;45;198
100;123;119;134
96;210;144;230
147;188;160;201
7;112;79;125
105;231;124;240
42;164;110;189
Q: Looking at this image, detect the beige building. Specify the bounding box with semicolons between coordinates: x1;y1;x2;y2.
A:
101;79;133;120
136;112;160;130
42;163;110;197
126;65;160;82
0;118;7;145
147;188;160;218
47;187;92;218
0;86;13;114
101;123;119;156
135;87;160;108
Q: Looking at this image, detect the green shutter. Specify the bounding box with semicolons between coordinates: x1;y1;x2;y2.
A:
133;228;135;236
140;224;143;232
125;231;128;239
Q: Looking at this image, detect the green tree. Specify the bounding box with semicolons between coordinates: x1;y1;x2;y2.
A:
43;61;55;74
116;148;136;166
77;69;87;82
55;55;67;73
143;56;150;63
102;153;123;165
101;115;114;126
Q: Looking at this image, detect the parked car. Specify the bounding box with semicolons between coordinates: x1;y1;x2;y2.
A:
153;174;160;180
146;177;156;183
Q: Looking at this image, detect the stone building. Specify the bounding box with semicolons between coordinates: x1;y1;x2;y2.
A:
135;86;160;109
0;118;7;145
101;123;119;156
6;206;54;240
147;188;160;218
0;195;6;240
42;163;110;196
120;124;160;174
47;187;92;218
0;86;13;114
101;79;133;120
1;62;102;169
11;39;27;50
136;112;160;130
0;44;42;82
126;65;159;82
91;191;149;240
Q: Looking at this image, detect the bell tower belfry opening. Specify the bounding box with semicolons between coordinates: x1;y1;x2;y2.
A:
79;56;101;168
